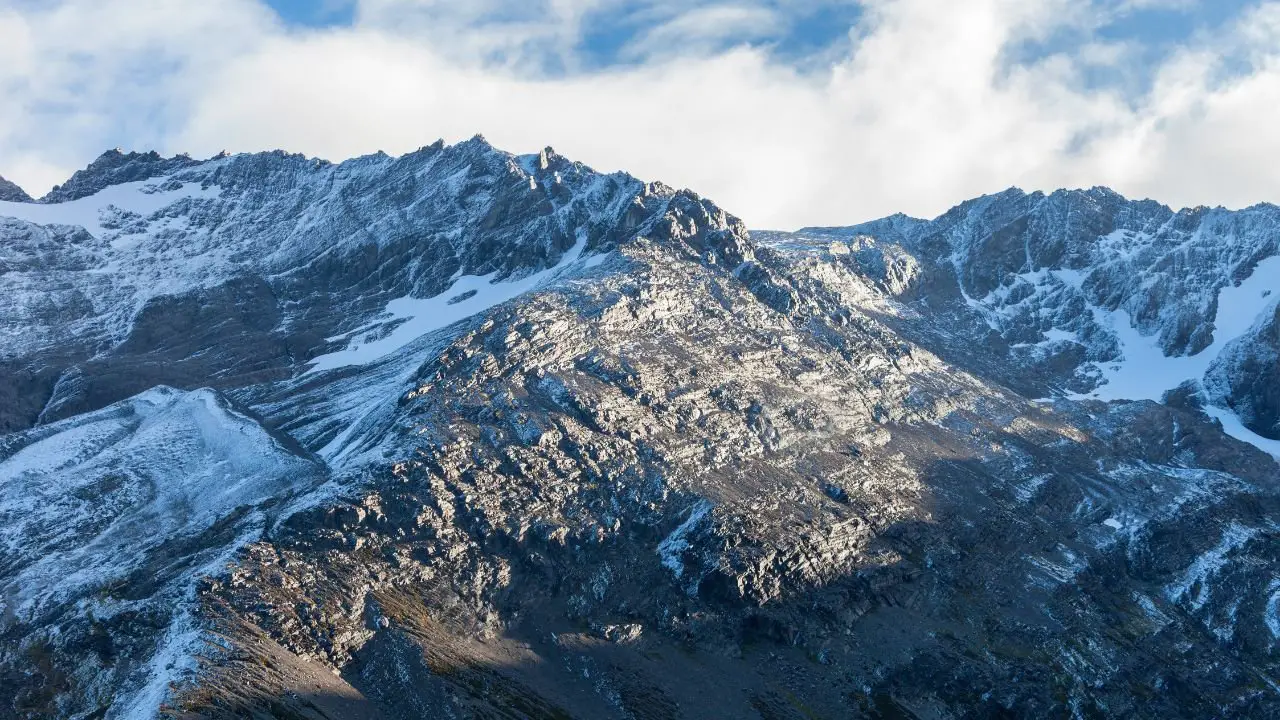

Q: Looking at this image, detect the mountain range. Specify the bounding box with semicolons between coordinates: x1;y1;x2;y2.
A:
0;140;1277;719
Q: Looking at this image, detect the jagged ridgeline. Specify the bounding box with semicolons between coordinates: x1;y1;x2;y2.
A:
0;139;1278;719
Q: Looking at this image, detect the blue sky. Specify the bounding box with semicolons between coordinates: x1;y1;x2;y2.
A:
260;0;1253;70
261;0;870;72
266;0;355;26
2;0;1279;228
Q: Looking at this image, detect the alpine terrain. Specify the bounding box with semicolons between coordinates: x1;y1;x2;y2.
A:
0;141;1278;719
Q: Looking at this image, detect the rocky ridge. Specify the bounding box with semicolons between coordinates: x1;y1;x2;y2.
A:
0;176;31;204
0;146;1277;719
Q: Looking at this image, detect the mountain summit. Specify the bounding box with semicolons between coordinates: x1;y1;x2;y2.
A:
1;142;1278;719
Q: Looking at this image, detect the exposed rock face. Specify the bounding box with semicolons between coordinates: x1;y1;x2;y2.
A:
1;145;1278;719
0;175;31;203
1206;303;1280;439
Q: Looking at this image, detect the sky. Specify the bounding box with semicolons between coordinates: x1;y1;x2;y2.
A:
0;0;1276;229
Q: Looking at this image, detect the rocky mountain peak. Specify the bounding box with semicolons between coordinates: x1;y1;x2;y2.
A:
0;173;32;202
39;148;202;203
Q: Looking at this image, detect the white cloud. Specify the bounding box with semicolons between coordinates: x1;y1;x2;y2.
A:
1;0;1279;229
619;5;781;60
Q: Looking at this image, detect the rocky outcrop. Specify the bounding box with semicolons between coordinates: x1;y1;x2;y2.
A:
1206;302;1280;439
0;174;31;203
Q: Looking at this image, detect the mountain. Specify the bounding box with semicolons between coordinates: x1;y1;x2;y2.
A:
775;187;1280;445
0;175;32;203
1;144;1278;719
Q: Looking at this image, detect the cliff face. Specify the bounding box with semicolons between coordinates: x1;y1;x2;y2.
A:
1;144;1278;719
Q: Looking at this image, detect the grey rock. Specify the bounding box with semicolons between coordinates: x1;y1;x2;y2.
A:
1206;302;1280;438
0;174;31;203
39;148;200;203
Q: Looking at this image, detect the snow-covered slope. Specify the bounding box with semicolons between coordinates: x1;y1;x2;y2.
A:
0;140;653;438
0;386;321;618
0;386;326;718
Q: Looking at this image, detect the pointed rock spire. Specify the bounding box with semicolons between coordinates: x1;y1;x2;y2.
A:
538;146;558;171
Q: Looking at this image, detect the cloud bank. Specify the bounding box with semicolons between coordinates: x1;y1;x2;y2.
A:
0;0;1277;228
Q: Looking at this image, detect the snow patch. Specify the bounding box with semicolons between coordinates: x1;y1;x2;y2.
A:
1067;255;1280;457
1165;522;1258;611
658;500;713;580
1203;405;1280;459
308;237;599;372
0;179;221;238
1082;255;1280;403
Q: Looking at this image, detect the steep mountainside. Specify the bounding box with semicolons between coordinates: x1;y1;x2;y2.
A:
769;187;1280;447
1;148;1278;719
0;176;31;204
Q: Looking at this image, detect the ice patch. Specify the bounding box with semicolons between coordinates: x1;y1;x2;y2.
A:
309;238;599;372
0;179;221;238
658;500;713;580
1102;517;1123;530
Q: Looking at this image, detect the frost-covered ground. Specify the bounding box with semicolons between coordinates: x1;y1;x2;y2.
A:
0;386;327;716
0;386;323;620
